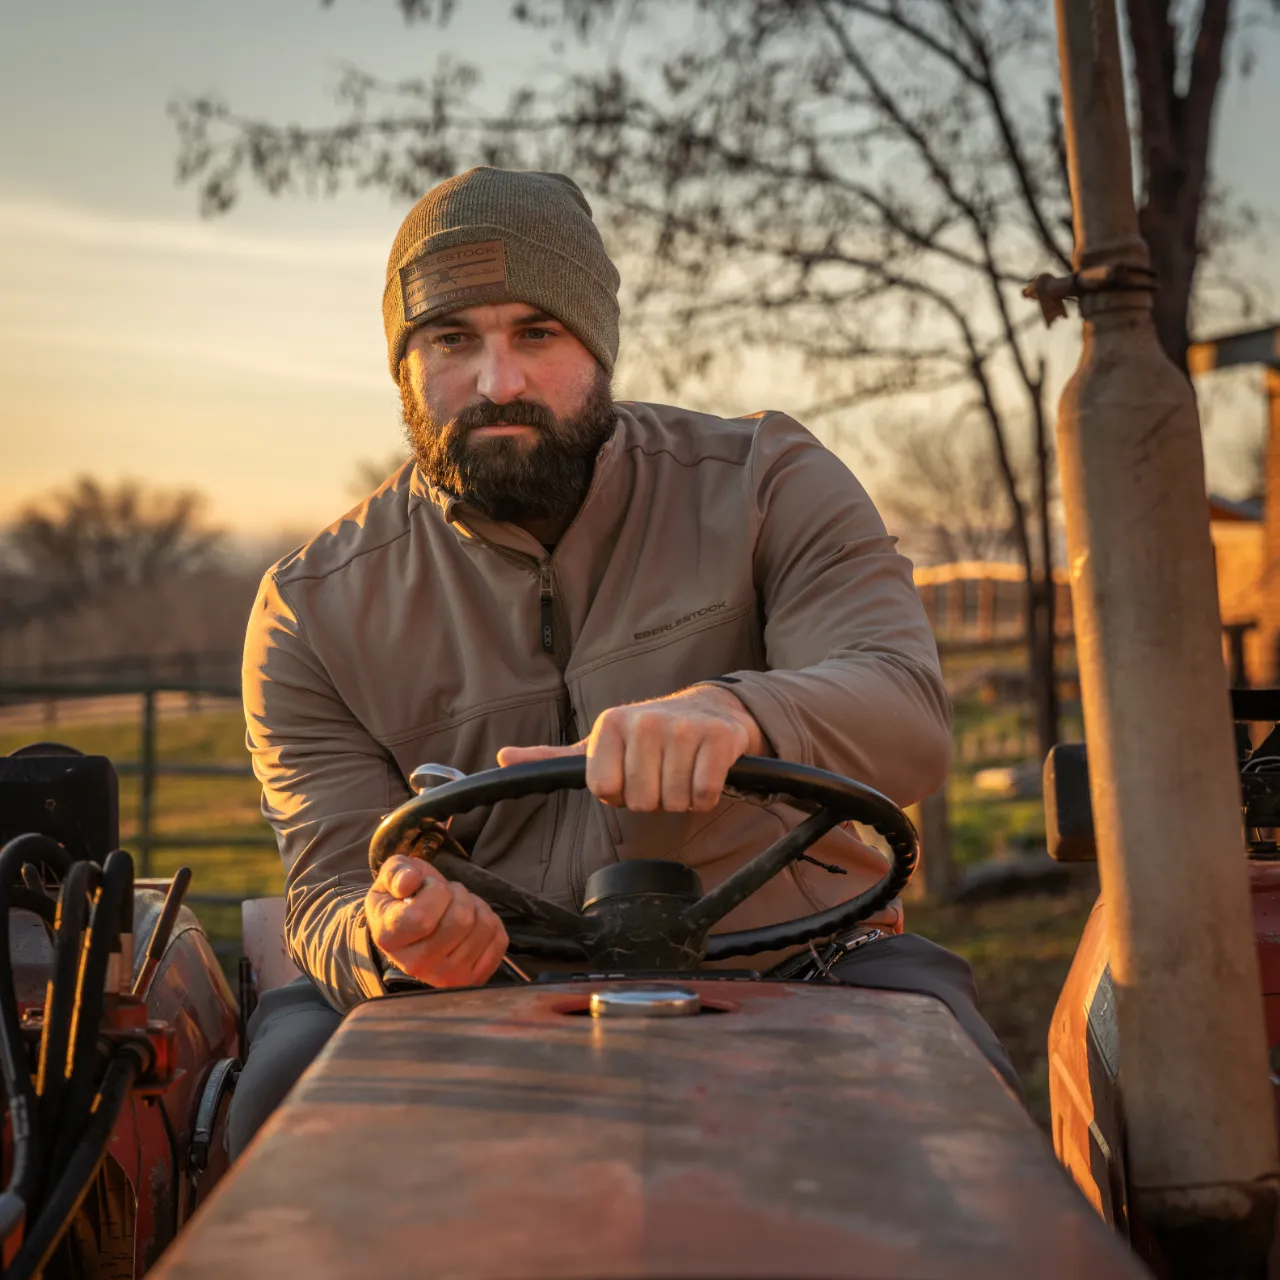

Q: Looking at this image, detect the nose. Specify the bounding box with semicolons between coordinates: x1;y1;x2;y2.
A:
475;341;527;404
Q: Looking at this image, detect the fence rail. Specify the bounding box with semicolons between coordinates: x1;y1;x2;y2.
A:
0;649;243;691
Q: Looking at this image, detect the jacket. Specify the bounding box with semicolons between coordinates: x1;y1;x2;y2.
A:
242;402;952;1011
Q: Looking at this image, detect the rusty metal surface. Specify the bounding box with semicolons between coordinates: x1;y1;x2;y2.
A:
1047;898;1128;1228
1250;861;1280;997
1049;885;1280;1276
112;890;241;1272
153;980;1144;1279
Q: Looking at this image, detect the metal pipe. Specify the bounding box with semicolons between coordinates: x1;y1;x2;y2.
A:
1052;0;1278;1267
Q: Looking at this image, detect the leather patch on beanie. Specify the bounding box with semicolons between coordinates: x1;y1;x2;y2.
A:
399;239;509;320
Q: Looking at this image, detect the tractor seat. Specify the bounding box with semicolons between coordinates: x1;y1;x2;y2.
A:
241;897;302;993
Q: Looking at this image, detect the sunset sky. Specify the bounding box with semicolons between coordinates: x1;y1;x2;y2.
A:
3;1;1279;538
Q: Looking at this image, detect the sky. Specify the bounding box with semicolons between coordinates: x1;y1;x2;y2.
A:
2;0;1279;538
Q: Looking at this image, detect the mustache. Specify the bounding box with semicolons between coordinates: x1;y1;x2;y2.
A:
453;399;558;433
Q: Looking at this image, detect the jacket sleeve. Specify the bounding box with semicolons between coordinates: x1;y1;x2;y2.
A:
242;571;410;1011
716;412;952;806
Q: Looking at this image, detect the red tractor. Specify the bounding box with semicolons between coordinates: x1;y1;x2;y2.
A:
1046;688;1280;1271
2;0;1273;1272
1;742;1151;1280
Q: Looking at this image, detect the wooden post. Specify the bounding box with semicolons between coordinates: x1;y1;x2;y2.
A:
916;789;953;902
138;689;157;878
1052;0;1277;1267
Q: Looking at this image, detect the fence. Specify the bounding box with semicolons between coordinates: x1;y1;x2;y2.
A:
0;679;274;952
0;650;243;694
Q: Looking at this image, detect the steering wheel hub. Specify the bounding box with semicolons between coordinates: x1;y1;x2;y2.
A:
582;859;702;910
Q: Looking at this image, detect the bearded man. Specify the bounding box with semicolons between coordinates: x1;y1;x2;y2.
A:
230;167;1016;1157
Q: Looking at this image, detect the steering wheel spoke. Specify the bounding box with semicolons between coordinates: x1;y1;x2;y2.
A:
681;808;842;934
433;851;590;941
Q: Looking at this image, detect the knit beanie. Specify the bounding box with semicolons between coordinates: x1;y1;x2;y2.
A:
382;167;621;381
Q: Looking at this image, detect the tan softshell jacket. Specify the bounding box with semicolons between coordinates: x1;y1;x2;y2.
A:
243;403;952;1011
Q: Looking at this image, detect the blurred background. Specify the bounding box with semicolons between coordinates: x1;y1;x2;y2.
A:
4;0;1280;1123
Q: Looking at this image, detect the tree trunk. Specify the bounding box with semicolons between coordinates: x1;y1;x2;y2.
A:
915;788;954;903
1125;0;1234;372
1140;202;1196;374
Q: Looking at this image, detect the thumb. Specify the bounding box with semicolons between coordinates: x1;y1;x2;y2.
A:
375;853;429;898
497;741;586;767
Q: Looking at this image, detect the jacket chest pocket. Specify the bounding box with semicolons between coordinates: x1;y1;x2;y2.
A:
571;598;760;726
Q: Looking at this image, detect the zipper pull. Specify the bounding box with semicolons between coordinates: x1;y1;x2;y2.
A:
539;565;554;653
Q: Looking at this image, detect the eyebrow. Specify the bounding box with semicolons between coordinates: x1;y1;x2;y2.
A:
422;310;561;332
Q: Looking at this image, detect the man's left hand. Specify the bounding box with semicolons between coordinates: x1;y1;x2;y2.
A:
496;684;767;813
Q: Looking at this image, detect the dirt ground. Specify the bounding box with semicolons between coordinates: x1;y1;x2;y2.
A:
908;880;1100;1129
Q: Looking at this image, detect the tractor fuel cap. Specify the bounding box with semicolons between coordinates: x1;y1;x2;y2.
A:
588;986;701;1018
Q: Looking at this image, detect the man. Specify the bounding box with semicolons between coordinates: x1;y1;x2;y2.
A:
231;167;1015;1157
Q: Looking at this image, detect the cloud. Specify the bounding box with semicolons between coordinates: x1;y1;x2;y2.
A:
0;196;386;268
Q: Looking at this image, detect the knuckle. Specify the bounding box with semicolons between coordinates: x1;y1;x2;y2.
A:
594;707;624;735
635;709;664;736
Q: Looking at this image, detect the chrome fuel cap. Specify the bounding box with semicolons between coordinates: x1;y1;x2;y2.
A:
588;986;701;1018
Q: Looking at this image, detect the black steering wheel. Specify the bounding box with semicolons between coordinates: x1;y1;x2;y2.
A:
367;756;917;971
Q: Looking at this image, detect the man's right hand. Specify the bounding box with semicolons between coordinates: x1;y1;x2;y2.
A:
365;854;509;988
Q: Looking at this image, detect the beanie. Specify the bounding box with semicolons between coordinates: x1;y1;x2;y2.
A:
382;167;621;381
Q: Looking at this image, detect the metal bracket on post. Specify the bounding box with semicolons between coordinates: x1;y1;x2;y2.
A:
1022;264;1157;326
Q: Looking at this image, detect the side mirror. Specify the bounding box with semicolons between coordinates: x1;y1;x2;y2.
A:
1043;743;1097;862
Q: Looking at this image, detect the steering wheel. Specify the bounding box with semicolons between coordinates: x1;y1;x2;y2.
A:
367;756;917;971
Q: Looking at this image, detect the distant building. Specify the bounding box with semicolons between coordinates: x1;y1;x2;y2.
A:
913;505;1270;687
1190;324;1280;685
913;561;1073;648
914;325;1280;686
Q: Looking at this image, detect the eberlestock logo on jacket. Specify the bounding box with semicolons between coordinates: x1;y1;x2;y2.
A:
634;602;728;642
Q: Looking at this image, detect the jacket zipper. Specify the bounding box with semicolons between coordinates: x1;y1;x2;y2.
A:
453;517;589;901
539;565;555;653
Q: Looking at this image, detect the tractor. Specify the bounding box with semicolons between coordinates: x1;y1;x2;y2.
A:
1;0;1276;1274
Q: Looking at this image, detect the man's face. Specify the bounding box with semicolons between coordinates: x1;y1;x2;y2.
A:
399;302;615;524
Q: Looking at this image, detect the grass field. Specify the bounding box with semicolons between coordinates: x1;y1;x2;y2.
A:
2;700;1093;1128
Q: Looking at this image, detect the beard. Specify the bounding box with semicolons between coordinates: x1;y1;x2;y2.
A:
400;364;617;524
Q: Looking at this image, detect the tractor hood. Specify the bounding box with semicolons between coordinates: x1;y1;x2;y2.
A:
152;980;1144;1279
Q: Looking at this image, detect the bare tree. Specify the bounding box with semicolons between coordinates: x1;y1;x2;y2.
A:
169;0;1269;757
1126;0;1269;370
866;412;1023;566
7;477;224;596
